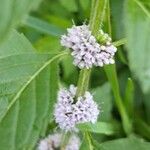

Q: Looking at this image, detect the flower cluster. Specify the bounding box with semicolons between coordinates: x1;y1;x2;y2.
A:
54;85;100;131
65;134;80;150
38;133;61;150
61;24;117;69
38;133;80;150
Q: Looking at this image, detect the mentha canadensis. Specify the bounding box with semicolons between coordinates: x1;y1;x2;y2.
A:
54;85;100;131
38;133;80;150
61;25;117;69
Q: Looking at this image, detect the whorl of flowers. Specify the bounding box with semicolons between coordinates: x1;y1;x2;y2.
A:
38;133;80;150
38;133;61;150
60;24;117;69
54;85;100;131
65;134;80;150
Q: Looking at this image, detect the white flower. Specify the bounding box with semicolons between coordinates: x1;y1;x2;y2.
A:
74;92;100;124
54;85;77;131
61;25;100;69
54;85;100;131
38;140;50;150
38;133;61;150
60;24;117;69
94;43;117;66
38;133;80;150
66;134;80;150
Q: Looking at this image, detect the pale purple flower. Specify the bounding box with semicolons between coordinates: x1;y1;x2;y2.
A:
60;24;117;69
38;133;80;150
61;25;99;69
66;134;80;150
54;85;77;131
54;85;100;131
38;133;61;150
73;92;99;124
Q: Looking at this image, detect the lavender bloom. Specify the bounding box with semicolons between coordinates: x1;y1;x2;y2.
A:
54;85;77;131
61;25;99;69
54;85;100;131
66;134;81;150
73;92;99;124
61;24;117;69
95;43;117;67
38;133;80;150
38;133;61;150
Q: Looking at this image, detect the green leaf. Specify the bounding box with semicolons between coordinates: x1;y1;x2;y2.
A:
80;132;94;150
110;0;125;39
144;93;150;123
34;36;61;52
25;61;59;149
134;118;150;140
77;122;119;135
23;16;65;37
104;65;132;135
93;83;112;121
124;78;134;117
124;0;150;93
0;30;67;150
61;55;78;85
0;0;43;43
79;0;90;11
59;0;78;12
100;136;150;150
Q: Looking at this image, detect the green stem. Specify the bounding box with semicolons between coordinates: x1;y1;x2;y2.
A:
104;0;132;135
76;0;108;98
76;69;91;97
89;0;96;25
60;132;71;150
86;132;94;150
104;65;132;135
113;38;127;47
106;0;112;36
90;0;108;35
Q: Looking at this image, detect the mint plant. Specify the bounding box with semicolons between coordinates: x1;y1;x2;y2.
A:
0;0;150;150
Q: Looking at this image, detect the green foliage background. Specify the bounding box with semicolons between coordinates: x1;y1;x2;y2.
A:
0;0;149;149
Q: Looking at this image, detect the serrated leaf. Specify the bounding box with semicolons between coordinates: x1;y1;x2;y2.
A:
0;30;67;150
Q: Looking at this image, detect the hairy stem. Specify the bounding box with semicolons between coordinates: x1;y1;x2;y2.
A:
60;132;71;150
76;69;91;97
76;0;108;98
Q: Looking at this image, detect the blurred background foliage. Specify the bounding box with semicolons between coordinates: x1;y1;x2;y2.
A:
0;0;150;149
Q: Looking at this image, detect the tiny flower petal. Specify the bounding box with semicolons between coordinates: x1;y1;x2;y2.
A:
54;85;100;131
60;24;117;69
38;133;80;150
66;134;81;150
38;133;61;150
